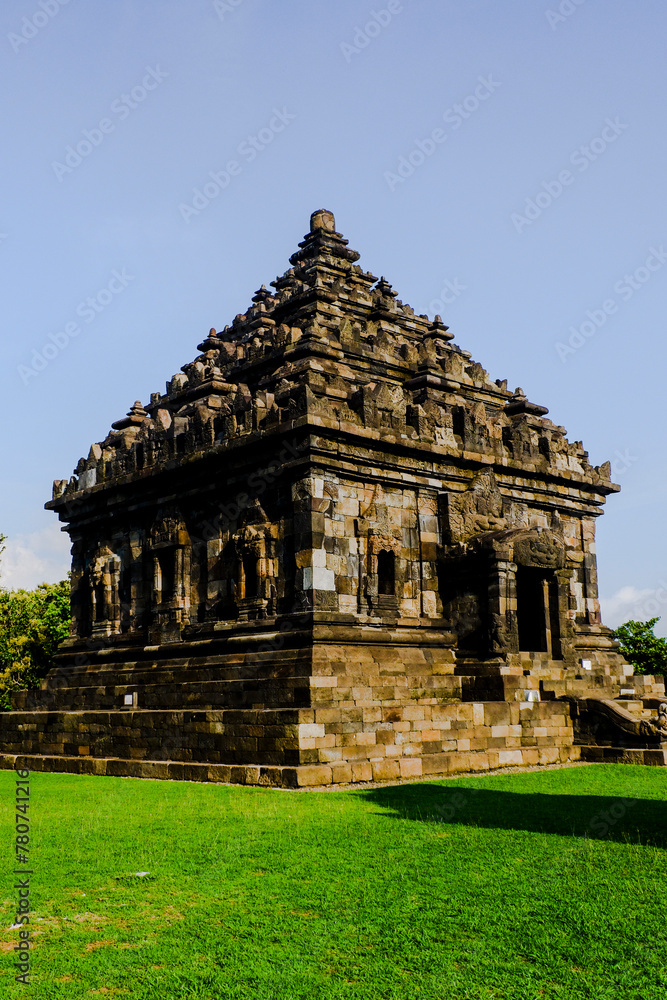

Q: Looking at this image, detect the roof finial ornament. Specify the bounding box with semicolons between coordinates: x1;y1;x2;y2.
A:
252;284;273;305
291;209;360;266
376;276;398;299
310;209;336;233
111;400;148;431
196;327;221;352
505;387;549;417
424;313;454;343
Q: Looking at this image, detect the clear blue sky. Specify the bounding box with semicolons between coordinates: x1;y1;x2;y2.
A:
1;0;666;630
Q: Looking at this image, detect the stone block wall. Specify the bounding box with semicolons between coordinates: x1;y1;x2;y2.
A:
0;631;577;788
293;476;433;618
0;698;576;788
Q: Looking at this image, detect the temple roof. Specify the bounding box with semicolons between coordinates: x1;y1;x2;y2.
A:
48;210;617;510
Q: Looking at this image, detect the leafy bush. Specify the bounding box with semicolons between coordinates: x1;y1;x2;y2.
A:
0;578;71;710
612;617;667;677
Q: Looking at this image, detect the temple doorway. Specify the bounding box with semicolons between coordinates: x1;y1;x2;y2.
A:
516;566;561;656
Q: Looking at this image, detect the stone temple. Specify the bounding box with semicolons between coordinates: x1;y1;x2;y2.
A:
2;209;666;786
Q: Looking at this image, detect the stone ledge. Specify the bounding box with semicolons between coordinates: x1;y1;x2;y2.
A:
0;744;582;787
0;753;301;787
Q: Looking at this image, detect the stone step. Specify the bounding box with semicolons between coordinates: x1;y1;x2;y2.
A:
541;678;617;700
0;741;579;786
579;745;667;766
633;678;667;697
0;752;301;786
42;658;309;688
613;700;644;714
39;657;465;690
643;696;667;710
454;659;568;680
14;671;480;712
12;676;316;712
0;707;305;767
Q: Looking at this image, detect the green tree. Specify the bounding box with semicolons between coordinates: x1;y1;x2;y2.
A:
612;617;667;677
0;576;71;710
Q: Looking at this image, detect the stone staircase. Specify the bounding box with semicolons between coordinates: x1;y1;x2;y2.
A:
456;651;667;766
573;673;667;765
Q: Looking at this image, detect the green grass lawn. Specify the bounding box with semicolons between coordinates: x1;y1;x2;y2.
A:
1;763;666;999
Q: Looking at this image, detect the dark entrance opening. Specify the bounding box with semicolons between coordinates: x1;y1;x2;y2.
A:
377;550;395;596
546;575;562;658
93;581;106;622
158;550;175;603
242;553;258;599
120;563;131;631
516;566;548;652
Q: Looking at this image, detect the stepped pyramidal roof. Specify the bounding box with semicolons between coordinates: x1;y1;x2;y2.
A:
49;209;617;506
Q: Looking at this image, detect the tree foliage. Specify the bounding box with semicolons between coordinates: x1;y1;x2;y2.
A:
0;573;71;710
612;617;667;677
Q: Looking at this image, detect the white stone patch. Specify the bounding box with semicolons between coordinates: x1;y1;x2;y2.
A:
516;689;540;702
298;723;325;743
79;468;97;490
422;592;437;617
311;548;327;567
302;566;335;591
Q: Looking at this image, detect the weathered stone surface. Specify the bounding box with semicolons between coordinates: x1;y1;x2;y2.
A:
1;209;663;786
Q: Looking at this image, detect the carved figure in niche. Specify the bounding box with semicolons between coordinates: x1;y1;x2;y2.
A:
88;545;121;632
150;512;187;549
488;613;511;656
361;486;403;557
147;509;191;641
232;500;273;617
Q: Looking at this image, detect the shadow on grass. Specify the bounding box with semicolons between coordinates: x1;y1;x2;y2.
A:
357;783;667;846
